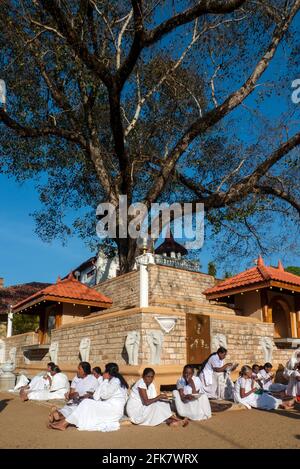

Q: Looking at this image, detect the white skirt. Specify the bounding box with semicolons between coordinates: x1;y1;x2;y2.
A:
126;397;173;426
28;388;68;401
173;390;212;421
234;391;282;410
66;397;126;432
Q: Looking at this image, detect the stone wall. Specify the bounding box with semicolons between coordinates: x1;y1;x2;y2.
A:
210;316;294;368
95;270;140;311
51;309;142;366
51;308;186;367
4;332;39;366
140;313;186;366
148;264;215;306
0;320;6;339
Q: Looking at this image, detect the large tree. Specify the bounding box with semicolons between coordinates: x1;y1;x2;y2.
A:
0;0;299;273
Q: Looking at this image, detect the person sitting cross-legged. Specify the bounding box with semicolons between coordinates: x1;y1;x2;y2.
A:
126;368;184;427
173;364;211;423
48;363;128;432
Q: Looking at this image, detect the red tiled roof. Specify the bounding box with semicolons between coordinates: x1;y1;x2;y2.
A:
12;273;112;311
0;282;51;314
204;256;300;298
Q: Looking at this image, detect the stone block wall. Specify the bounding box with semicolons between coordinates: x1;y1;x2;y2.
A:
148;264;215;306
4;332;39;366
140;313;186;366
51;310;142;366
210;316;294;368
0;320;6;339
95;270;140;311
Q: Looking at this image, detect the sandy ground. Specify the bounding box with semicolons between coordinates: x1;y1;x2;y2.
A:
0;392;300;449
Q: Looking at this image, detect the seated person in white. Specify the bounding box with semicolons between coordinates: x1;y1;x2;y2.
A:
283;350;300;381
48;362;128;432
234;365;292;410
251;364;263;390
20;365;69;401
16;362;55;394
257;363;274;391
285;363;300;400
199;347;234;398
49;361;98;422
92;366;103;385
173;364;211;422
126;368;182;427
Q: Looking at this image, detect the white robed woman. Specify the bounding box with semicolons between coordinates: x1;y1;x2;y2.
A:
21;365;69;401
92;366;103;385
173;365;211;422
234;365;292;410
199;347;234;399
126;368;182;427
48;363;128;432
50;361;99;422
17;362;55;396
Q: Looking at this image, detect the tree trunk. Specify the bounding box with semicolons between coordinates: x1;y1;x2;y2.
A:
117;236;138;274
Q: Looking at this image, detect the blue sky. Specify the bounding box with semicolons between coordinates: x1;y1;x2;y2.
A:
0;174;93;286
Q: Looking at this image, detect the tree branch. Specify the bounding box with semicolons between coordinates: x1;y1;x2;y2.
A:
144;0;247;46
39;0;113;87
0;108;85;146
145;1;300;205
254;184;300;217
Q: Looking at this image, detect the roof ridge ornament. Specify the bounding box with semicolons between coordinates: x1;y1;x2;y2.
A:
277;260;284;271
257;255;264;267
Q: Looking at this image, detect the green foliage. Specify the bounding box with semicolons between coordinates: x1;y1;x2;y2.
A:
12;314;39;335
224;271;233;279
285;266;300;276
208;261;217;277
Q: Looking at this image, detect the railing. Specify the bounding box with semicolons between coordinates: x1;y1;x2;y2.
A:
153;254;200;272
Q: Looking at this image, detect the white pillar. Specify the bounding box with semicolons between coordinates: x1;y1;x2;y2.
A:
7;307;13;338
136;253;155;308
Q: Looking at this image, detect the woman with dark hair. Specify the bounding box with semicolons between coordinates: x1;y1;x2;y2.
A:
49;362;128;432
92;367;103;384
49;361;98;422
18;362;56;397
199;347;235;399
234;365;290;410
173;365;211;422
126;368;180;427
21;365;69;401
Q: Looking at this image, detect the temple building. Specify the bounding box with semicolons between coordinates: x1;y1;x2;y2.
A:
1;241;299;388
204;256;300;348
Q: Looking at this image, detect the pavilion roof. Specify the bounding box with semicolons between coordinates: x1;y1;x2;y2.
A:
204;256;300;299
12;273;112;313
